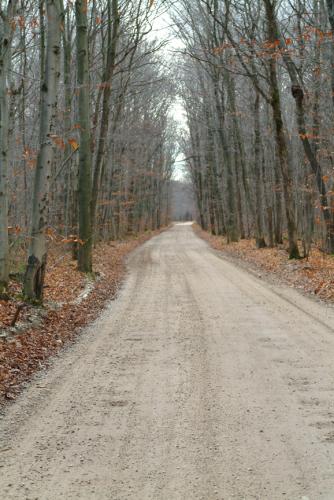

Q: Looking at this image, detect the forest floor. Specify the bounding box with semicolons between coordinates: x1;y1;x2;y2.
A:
194;224;334;304
1;223;334;499
0;229;165;403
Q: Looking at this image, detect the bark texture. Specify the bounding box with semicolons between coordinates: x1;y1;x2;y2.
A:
76;0;93;273
23;0;62;300
0;0;17;292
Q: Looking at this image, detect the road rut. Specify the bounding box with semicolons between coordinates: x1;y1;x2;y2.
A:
1;223;334;499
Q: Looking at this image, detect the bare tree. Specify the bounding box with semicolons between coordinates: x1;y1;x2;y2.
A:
23;0;62;300
0;0;17;293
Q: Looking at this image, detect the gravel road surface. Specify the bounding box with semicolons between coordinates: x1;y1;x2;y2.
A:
1;223;334;499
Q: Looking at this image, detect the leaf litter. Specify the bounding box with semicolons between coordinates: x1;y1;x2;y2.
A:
194;224;334;303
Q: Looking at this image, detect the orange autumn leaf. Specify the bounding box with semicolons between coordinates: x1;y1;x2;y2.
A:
50;135;65;150
45;227;56;241
68;138;79;151
28;159;37;169
61;236;84;245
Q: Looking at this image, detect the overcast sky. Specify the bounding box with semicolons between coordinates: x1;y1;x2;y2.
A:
149;7;187;180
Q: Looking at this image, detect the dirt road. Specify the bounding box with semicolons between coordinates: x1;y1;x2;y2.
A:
1;223;334;500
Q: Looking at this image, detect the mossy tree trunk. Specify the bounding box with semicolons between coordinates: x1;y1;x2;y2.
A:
75;0;93;273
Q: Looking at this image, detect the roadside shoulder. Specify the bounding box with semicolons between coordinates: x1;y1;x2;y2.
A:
193;224;334;330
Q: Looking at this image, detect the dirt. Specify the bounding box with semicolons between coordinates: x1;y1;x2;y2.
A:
0;230;165;401
1;223;334;499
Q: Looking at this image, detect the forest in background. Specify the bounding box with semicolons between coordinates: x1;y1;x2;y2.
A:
1;0;334;306
0;0;176;302
170;180;195;221
176;0;334;261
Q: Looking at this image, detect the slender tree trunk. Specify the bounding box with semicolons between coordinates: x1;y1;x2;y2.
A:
23;0;62;300
0;0;16;293
262;151;274;248
327;0;334;30
76;0;92;272
226;70;255;224
269;72;300;258
19;0;28;231
234;154;245;239
254;91;266;248
263;0;300;258
213;78;238;241
61;0;72;236
91;0;120;234
272;155;283;244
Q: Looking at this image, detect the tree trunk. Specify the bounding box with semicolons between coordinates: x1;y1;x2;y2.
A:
226;70;255;226
61;0;73;238
273;156;283;244
0;0;17;292
91;0;120;232
23;0;62;300
214;77;238;241
76;0;93;273
263;0;300;259
327;0;334;30
254;91;266;248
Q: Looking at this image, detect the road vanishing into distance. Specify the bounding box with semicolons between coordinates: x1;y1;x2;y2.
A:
1;223;334;499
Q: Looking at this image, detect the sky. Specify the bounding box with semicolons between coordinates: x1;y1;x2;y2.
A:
148;5;188;181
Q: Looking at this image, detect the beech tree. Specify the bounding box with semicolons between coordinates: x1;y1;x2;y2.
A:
0;0;17;293
75;0;92;273
23;0;62;299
